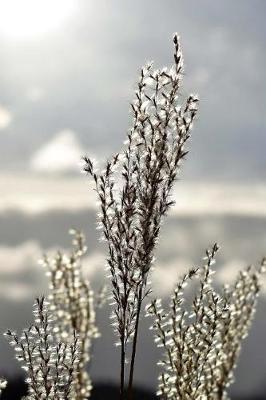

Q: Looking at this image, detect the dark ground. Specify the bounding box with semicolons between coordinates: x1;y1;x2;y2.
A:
1;377;264;400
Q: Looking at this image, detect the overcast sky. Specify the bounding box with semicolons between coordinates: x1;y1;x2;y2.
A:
0;0;265;181
0;1;266;396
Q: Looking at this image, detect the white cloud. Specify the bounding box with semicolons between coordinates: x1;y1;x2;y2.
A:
26;86;45;102
0;282;33;301
170;182;266;217
0;173;97;214
0;241;106;301
0;105;12;129
0;240;265;303
0;241;41;275
216;259;244;285
152;257;266;298
83;252;106;279
152;258;191;296
0;241;43;301
30;129;84;173
0;242;104;279
216;259;266;296
1;173;266;216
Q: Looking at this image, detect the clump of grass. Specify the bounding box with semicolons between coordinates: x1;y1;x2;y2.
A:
83;33;198;399
41;229;100;400
5;296;80;400
147;245;266;400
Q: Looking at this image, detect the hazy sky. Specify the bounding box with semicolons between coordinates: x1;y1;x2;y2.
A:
0;1;266;397
0;0;265;181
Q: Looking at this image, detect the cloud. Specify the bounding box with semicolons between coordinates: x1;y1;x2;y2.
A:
0;105;12;129
30;129;84;174
0;282;33;301
1;173;266;216
0;1;265;182
0;227;265;303
0;173;97;214
0;241;41;275
26;86;45;102
0;241;44;301
216;259;244;284
152;258;191;296
170;183;266;217
83;252;106;279
0;240;106;301
216;258;266;296
152;256;266;298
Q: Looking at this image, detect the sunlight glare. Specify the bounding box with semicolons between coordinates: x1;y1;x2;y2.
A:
0;0;75;39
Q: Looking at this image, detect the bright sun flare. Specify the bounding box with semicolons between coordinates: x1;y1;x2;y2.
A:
0;0;75;39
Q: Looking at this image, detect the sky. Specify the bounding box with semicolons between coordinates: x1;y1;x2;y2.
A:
0;0;265;398
0;0;265;180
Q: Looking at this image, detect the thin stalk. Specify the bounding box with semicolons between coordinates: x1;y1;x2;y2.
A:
120;294;127;400
120;335;126;400
127;285;143;400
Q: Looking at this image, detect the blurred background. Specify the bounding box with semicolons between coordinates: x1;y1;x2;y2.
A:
0;1;265;398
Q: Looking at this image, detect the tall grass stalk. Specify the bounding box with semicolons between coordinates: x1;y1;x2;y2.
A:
83;33;198;399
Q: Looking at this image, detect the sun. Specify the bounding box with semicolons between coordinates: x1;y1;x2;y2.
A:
0;0;75;40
